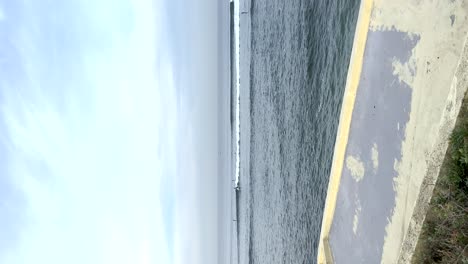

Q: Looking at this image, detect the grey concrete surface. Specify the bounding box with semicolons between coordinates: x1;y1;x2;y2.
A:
329;29;420;263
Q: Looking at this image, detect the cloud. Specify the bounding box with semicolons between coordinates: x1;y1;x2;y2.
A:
0;0;176;263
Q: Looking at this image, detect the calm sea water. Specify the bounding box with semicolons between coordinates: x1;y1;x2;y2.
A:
236;0;360;263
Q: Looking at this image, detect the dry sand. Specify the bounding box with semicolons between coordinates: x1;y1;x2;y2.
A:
316;0;373;262
371;143;379;171
346;155;365;182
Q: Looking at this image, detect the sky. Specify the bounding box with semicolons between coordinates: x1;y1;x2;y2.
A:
0;0;226;263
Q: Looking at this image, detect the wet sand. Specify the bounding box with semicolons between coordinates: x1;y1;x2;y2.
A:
318;0;468;263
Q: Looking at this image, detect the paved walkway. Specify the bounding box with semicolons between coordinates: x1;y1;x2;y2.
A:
318;0;468;263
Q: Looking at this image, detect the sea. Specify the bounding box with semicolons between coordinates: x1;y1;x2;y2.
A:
234;0;361;263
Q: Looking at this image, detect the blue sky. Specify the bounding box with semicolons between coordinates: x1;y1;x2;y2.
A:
0;0;224;263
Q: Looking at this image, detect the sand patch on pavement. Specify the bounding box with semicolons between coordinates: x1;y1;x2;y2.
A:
353;200;362;235
346;155;365;182
371;143;379;171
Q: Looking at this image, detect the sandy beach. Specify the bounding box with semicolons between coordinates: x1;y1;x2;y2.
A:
318;0;468;263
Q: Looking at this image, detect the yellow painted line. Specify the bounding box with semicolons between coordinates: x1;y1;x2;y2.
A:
317;0;373;263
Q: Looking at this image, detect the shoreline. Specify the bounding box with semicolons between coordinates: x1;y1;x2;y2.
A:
316;0;373;262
